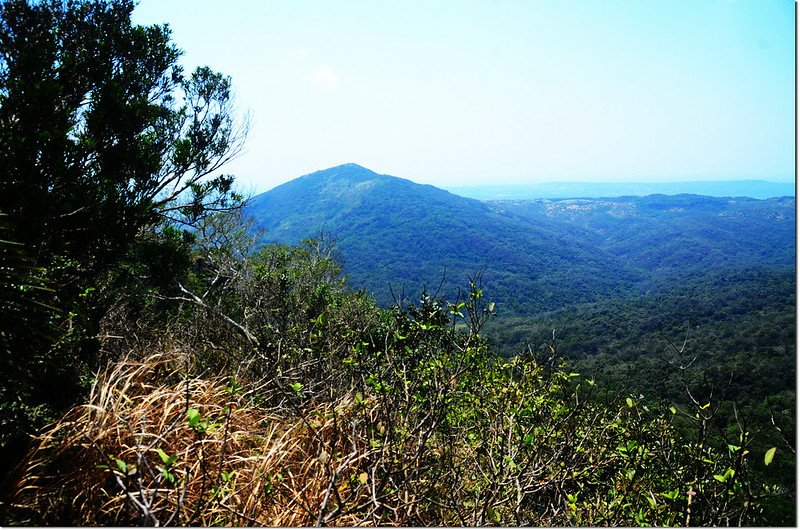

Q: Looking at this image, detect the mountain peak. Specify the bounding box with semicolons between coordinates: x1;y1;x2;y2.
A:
302;163;379;182
333;162;370;171
248;163;483;247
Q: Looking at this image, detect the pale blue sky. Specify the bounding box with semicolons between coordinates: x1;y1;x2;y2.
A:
133;0;794;193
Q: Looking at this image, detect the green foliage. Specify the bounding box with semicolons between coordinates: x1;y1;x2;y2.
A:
4;223;791;525
0;2;792;526
488;267;795;406
0;214;65;463
0;0;245;471
486;267;796;524
764;447;776;467
247;166;794;316
186;408;215;434
489;194;794;280
247;164;647;313
0;0;245;268
176;251;785;524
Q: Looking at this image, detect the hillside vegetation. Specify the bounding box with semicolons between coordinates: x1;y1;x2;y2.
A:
248;163;645;313
0;0;794;526
5;229;791;526
248;164;794;315
489;267;795;405
489;194;794;281
487;266;796;516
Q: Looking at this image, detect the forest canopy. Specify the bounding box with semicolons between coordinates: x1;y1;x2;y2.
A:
0;0;794;526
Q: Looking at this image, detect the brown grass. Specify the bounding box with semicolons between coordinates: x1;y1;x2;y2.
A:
8;353;390;526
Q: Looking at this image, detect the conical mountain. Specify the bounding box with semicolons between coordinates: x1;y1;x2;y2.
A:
247;164;644;312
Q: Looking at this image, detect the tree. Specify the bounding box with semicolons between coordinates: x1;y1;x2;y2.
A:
0;0;246;461
0;0;246;288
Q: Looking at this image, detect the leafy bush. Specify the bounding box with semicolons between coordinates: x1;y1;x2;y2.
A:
5;263;785;526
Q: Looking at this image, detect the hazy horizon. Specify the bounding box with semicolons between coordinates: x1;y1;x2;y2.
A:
444;178;795;201
133;0;794;194
254;162;794;201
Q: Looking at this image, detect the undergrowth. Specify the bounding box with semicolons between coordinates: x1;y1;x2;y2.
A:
2;227;791;526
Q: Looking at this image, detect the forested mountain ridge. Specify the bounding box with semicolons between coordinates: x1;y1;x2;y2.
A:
1;1;794;526
248;164;795;314
248;163;468;243
489;194;794;280
248;163;646;313
488;266;795;403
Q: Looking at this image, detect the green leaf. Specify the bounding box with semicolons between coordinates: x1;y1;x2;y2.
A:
660;488;679;501
503;455;519;471
646;493;657;509
158;466;175;483
187;408;201;427
764;447;777;466
115;458;127;474
290;382;303;393
626;397;634;408
155;448;179;467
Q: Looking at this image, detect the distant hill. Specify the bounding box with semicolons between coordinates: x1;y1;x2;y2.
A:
247;164;795;314
446;180;795;200
247;164;643;313
488;194;795;286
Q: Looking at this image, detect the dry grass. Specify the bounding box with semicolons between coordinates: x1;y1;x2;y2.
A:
8;353;390;526
5;347;761;527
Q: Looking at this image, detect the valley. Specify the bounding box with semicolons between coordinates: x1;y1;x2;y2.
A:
2;0;794;524
247;163;794;315
246;163;797;521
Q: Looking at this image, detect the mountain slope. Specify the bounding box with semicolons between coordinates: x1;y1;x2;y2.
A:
248;164;643;312
488;194;795;284
248;164;794;314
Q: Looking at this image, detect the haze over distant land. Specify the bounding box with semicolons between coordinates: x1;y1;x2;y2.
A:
446;180;796;201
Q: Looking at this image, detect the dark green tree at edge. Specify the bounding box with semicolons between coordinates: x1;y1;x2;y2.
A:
0;0;246;477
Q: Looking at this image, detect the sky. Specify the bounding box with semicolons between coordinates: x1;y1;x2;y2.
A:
132;0;795;193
